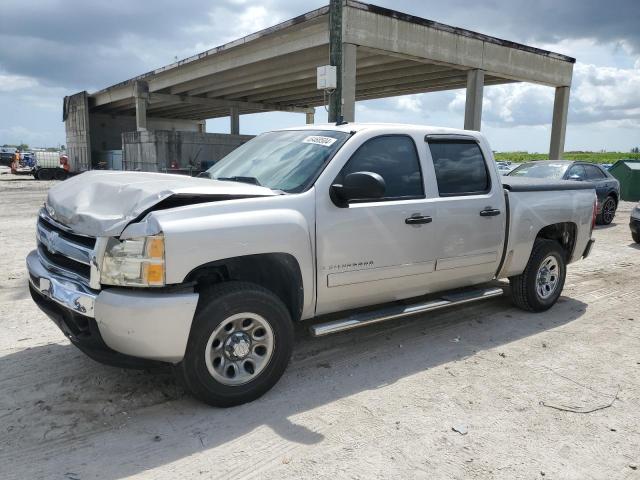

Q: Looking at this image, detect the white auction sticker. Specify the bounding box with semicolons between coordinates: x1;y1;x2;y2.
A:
302;135;338;147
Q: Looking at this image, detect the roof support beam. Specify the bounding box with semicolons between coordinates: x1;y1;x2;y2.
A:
549;86;570;159
464;69;484;131
344;3;573;87
134;81;149;131
148;92;312;116
230;105;240;134
342;43;357;122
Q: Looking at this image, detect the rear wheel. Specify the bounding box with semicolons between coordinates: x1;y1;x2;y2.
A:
597;196;616;225
36;168;54;181
54;169;67;180
509;239;566;312
178;281;294;407
633;231;640;243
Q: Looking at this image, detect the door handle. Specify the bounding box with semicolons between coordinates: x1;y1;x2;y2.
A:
405;215;432;225
479;208;501;217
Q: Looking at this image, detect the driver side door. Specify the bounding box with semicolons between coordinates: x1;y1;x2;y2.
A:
315;134;438;315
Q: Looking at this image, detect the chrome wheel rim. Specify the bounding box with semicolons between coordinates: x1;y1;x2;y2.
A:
204;312;274;386
536;255;560;299
603;199;615;224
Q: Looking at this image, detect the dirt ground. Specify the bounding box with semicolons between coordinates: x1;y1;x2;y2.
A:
0;172;639;480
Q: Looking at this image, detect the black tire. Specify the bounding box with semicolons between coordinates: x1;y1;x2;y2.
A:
178;281;294;407
509;239;566;312
596;195;616;225
633;232;640;244
54;169;67;180
37;168;54;181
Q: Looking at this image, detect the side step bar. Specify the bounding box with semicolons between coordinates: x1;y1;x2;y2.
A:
310;287;504;337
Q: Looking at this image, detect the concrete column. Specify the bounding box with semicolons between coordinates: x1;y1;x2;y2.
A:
230;105;240;135
306;110;315;124
464;69;484;131
341;43;357;122
133;81;149;131
549;86;570;159
328;0;343;122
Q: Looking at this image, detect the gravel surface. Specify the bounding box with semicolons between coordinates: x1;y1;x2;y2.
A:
1;174;639;479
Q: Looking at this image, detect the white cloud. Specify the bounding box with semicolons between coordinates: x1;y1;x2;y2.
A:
0;73;38;92
571;63;640;124
396;95;423;113
443;62;640;129
0;125;61;147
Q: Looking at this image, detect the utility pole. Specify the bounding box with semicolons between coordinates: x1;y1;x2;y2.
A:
328;0;343;122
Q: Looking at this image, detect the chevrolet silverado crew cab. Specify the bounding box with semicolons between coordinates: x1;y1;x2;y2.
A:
27;124;597;407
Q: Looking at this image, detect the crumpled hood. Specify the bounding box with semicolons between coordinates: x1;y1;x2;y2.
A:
46;171;275;237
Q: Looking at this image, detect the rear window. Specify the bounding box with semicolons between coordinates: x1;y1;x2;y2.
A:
509;162;569;179
428;140;490;196
584;164;606;180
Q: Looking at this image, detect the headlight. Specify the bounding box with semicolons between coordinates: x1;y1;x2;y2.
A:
101;235;165;287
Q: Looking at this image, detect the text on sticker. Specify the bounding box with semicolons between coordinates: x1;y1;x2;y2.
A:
302;136;338;147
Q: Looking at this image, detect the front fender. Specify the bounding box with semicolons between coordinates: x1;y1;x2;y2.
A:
160;207;314;317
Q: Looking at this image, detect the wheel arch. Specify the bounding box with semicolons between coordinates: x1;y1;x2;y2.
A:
184;253;305;322
535;222;577;261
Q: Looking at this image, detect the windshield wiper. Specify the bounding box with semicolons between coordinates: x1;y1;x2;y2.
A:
216;176;262;186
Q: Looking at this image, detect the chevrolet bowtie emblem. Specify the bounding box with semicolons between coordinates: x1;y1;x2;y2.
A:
45;230;59;254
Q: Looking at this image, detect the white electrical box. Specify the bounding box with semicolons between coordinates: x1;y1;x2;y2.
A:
317;65;337;90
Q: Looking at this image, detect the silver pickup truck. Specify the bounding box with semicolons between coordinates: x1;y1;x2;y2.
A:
27;124;596;406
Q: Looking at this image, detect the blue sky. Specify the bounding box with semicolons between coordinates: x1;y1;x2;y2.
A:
1;0;638;152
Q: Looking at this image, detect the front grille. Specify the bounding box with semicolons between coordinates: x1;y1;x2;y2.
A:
38;216;96;249
36;212;96;283
38;245;91;279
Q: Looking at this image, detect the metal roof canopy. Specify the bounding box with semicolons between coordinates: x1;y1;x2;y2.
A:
89;1;575;122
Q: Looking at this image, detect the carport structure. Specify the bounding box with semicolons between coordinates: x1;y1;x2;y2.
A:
85;0;575;158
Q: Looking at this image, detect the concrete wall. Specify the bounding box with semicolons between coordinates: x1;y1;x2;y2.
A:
63;92;92;172
121;130;253;173
89;113;203;151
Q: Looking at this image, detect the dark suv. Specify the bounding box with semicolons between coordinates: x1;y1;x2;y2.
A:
508;161;620;225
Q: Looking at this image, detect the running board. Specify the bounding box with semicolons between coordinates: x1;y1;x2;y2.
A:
310;287;504;337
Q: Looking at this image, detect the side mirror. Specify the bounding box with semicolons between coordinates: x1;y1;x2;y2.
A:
568;174;583;181
330;171;386;207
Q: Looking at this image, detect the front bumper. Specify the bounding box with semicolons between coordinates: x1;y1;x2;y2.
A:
27;250;199;364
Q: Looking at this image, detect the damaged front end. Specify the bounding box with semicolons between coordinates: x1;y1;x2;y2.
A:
27;170;276;365
44;170;276;237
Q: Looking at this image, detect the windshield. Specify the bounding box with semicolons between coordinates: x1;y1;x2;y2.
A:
508;162;569;179
206;130;350;193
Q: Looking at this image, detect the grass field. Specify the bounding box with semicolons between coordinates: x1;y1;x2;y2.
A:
494;152;640;164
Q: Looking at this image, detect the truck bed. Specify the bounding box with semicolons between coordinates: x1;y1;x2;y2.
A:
502;177;595;192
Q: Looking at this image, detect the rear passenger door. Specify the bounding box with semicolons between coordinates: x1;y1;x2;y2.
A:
423;136;506;289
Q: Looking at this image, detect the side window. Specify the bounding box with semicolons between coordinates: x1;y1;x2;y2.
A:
428;140;490;196
339;135;424;199
585;165;606;180
567;164;587;180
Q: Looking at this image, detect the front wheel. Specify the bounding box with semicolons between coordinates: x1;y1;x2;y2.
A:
509;239;567;312
178;281;294;407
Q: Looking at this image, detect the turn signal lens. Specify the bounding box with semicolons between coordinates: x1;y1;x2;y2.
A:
146;237;164;259
143;263;165;286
